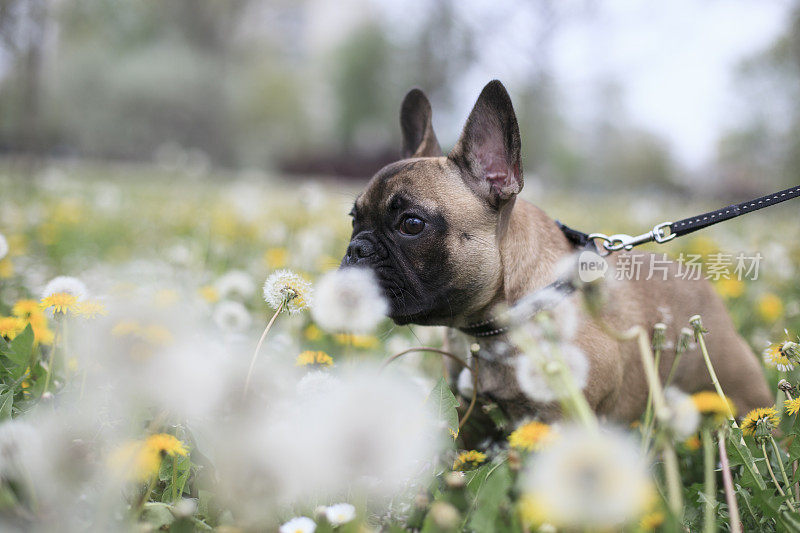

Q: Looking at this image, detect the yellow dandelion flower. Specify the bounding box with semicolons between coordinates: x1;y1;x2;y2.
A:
111;320;141;337
12;300;41;319
141;325;173;345
785;398;800;416
264;247;289;269
639;510;665;530
0;316;26;339
517;493;547;528
154;289;179;308
509;421;553;452
0;258;13;279
741;406;779;437
690;391;735;421
334;333;379;349
453;450;487;470
145;433;188;457
684;435;701;451
31;324;54;346
73;300;108;319
757;293;784;322
304;323;322;341
715;278;745;299
763;343;794;372
295;350;334;368
198;285;219;303
40;292;78;314
108;441;161;482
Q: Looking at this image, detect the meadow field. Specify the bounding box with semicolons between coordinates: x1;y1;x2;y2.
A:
0;160;799;532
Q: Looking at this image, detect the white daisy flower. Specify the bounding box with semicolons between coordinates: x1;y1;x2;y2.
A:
263;269;312;314
215;269;256;300
521;424;652;529
0;233;8;260
513;343;589;402
311;268;387;333
41;276;88;301
212;300;252;333
279;516;316;533
664;386;700;439
324;503;356;525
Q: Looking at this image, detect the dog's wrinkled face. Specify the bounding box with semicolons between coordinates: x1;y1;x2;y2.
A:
341;81;525;326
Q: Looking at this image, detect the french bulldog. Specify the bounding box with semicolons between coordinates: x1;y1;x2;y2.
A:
341;79;772;423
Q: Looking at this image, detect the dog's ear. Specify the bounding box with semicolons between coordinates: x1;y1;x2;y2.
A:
449;80;523;208
400;88;442;158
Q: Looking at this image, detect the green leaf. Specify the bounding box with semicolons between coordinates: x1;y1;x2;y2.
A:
726;428;767;490
2;325;34;380
142;502;175;528
0;392;12;421
427;378;459;437
468;463;512;532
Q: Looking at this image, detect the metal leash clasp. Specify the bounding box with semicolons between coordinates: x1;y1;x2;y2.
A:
588;222;675;254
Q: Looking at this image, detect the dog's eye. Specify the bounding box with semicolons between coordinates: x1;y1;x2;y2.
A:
399;216;425;235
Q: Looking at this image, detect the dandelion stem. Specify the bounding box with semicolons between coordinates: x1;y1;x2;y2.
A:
690;316;736;423
382;346;470;370
770;435;797;510
717;428;743;533
761;441;796;512
171;454;178;502
244;301;284;395
702;427;716;533
779;382;800;502
661;437;684;521
135;473;158;516
664;340;687;390
641;338;663;446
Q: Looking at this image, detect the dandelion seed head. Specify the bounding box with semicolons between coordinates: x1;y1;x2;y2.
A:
521;424;652;529
514;344;589;403
215;269;256;300
664;387;700;439
41;276;88;301
311;267;387;334
263;269;312;314
213;300;252;333
0;233;7;260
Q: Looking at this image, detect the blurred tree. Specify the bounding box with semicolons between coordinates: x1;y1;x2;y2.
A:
717;2;800;191
0;0;49;161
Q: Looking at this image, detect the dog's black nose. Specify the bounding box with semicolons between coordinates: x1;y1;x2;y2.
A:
344;238;376;265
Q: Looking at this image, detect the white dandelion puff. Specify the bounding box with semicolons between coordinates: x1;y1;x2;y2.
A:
664;386;700;439
215;269;256;300
457;367;474;398
521;424;653;529
296;370;337;396
41;276;88;301
311;267;387;333
324;503;356;526
212;300;252;333
514;343;589;403
279;516;316;533
0;233;8;260
262;269;312;314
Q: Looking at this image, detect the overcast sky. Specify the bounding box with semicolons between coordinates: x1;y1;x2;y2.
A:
379;0;793;170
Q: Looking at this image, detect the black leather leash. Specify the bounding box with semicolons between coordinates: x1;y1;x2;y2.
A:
560;184;800;254
459;185;800;338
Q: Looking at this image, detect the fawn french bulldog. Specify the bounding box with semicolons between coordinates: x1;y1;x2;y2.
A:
342;80;772;423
